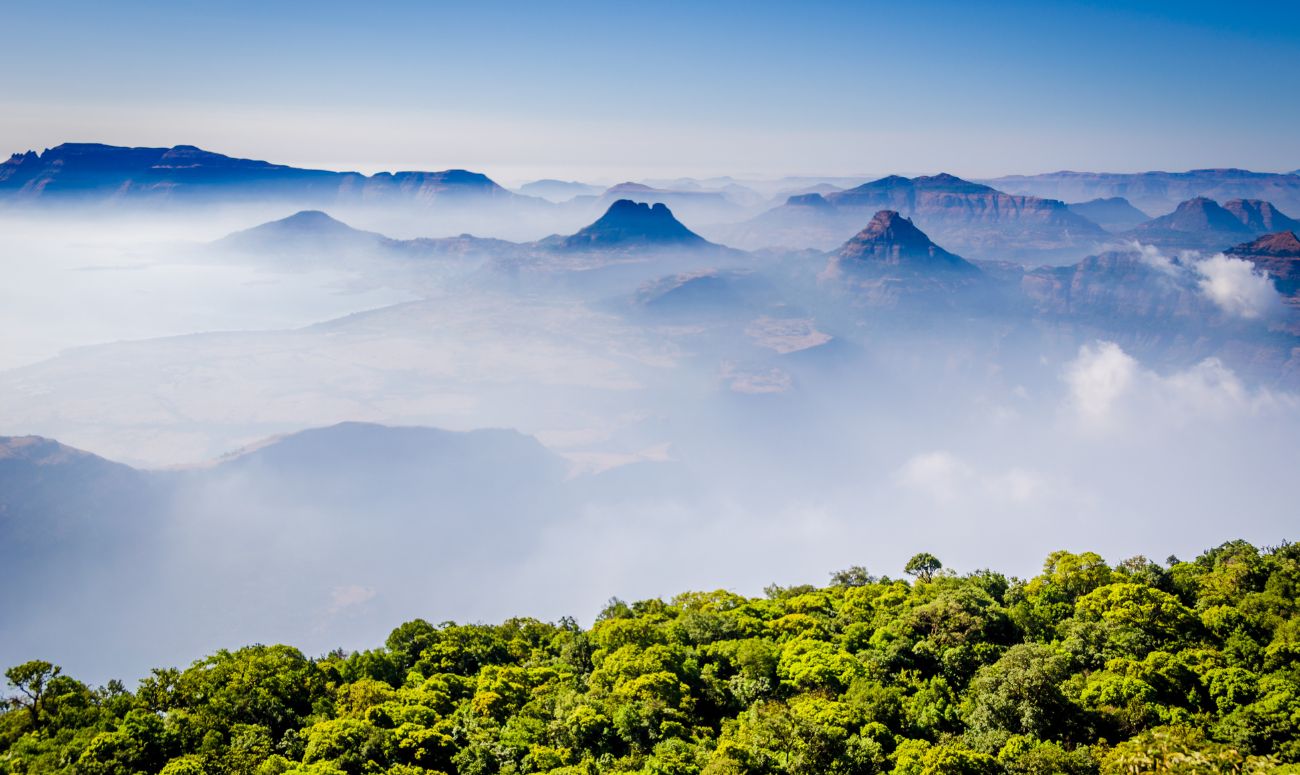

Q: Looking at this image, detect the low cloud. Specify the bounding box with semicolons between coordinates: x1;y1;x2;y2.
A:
1062;340;1289;431
895;451;1049;505
1196;254;1283;320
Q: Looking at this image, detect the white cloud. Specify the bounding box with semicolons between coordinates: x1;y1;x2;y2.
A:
1130;242;1282;320
896;452;1050;506
1195;254;1283;319
328;585;376;615
896;451;973;502
1061;340;1290;431
1063;341;1138;426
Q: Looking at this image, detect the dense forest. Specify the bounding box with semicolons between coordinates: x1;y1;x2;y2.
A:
3;541;1298;774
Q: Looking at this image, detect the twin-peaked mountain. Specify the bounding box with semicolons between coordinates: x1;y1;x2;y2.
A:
541;199;713;251
724;172;1108;262
1122;197;1300;252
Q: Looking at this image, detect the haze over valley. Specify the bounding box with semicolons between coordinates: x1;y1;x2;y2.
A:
3;143;1300;684
3;3;1300;771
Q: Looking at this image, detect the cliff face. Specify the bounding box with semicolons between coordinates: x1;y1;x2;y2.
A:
1021;251;1211;321
1226;231;1300;300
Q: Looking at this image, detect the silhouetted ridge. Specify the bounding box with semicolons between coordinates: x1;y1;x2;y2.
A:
557;199;709;249
0;142;516;203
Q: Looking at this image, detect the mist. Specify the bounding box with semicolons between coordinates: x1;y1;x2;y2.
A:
2;197;1297;687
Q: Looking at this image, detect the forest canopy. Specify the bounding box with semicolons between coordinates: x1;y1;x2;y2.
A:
3;541;1299;775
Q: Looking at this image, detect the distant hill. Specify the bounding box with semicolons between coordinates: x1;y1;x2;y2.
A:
1223;200;1300;233
1066;197;1150;232
1123;197;1300;252
517;179;603;202
215;210;526;263
0;422;575;682
547;199;713;252
988;168;1300;217
0;143;530;207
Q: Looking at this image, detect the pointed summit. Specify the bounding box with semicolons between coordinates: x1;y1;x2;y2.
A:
829;211;977;274
556;199;709;250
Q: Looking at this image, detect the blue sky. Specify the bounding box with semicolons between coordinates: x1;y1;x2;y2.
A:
4;0;1299;182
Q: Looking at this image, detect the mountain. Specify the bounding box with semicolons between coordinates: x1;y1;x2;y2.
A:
216;210;527;264
826;210;978;276
1066;197;1150;231
1123;197;1297;251
820;211;985;308
0;436;153;553
517;179;602;202
1223;199;1300;233
728;173;1107;261
218;210;393;254
987;168;1300;217
0;422;574;682
548;199;713;251
0;143;527;207
1022;250;1212;322
1225;231;1300;301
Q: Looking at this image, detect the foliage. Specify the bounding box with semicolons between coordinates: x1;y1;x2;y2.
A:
2;541;1298;774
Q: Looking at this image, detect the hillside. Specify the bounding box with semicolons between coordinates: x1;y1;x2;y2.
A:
2;540;1295;774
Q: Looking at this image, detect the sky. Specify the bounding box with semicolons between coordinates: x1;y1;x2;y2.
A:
3;0;1300;183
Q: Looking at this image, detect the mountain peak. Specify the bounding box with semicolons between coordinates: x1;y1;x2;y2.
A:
830;210;977;273
217;210;388;253
557;199;709;250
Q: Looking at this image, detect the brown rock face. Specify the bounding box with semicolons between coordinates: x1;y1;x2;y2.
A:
828;210;977;274
1226;231;1300;299
1021;251;1210;321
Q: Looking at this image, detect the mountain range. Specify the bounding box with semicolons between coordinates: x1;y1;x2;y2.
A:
1122;197;1300;252
720;172;1109;262
0;143;523;206
987;168;1300;217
